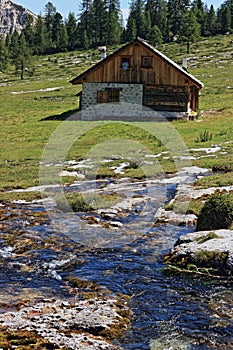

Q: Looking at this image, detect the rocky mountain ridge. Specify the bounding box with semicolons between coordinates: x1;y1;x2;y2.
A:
0;0;37;36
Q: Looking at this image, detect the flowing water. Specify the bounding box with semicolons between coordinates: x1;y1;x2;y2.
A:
1;172;233;349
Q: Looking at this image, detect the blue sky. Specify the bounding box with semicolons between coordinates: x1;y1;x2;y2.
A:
16;0;224;19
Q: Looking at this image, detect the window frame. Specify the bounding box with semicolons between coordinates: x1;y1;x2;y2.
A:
121;56;131;70
141;56;152;68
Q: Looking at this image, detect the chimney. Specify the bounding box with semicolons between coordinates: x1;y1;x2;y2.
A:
98;46;107;60
182;57;188;71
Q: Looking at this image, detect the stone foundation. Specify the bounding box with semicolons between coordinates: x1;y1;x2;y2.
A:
82;82;143;110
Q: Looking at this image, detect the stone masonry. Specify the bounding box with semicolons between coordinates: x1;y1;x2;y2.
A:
82;82;143;110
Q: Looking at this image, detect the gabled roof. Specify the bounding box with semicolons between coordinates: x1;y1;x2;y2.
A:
70;37;204;88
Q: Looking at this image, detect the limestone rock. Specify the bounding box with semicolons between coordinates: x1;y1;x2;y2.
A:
154;208;197;226
0;0;37;36
164;229;233;275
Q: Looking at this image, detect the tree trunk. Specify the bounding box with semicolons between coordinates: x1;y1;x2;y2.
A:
21;61;24;80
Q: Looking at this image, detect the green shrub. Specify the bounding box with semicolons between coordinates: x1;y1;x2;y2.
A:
196;193;233;231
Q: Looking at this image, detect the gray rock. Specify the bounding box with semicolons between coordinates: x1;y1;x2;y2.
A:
0;297;126;349
165;229;233;274
0;0;37;36
155;208;197;226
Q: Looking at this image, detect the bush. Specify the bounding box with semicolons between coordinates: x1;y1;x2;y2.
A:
196;193;233;231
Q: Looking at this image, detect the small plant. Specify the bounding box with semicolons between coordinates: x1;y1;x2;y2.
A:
195;129;213;142
195;249;229;268
195;231;219;244
196;193;233;231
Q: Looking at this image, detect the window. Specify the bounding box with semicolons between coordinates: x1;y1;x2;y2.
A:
97;88;121;103
121;57;130;70
106;88;121;102
141;56;152;68
97;90;109;103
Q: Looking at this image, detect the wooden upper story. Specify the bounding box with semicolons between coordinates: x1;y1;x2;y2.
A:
70;37;203;90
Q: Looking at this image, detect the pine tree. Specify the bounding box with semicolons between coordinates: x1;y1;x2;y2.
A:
90;0;108;46
66;12;78;51
107;0;122;45
191;0;205;35
167;0;190;40
33;16;47;55
127;0;146;38
201;4;211;36
21;14;34;48
78;0;93;48
82;29;89;49
79;0;93;30
143;9;152;40
51;12;67;52
145;0;168;40
9;31;20;60
125;15;137;40
149;25;163;47
44;2;57;52
178;10;200;52
13;34;34;79
218;4;232;33
223;6;232;33
57;24;69;52
0;36;9;72
208;5;217;35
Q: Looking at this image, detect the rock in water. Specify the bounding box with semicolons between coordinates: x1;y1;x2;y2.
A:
163;229;233;276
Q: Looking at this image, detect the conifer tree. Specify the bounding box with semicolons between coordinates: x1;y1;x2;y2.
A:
207;5;217;35
78;0;93;48
223;6;232;32
44;2;57;52
9;30;20;59
128;0;146;38
13;33;34;79
125;15;137;41
167;0;190;40
0;36;9;72
90;0;108;46
107;0;122;44
191;0;205;35
51;12;68;52
145;0;168;40
66;12;78;51
149;25;163;47
21;14;34;48
33;15;47;55
178;10;200;52
218;4;232;33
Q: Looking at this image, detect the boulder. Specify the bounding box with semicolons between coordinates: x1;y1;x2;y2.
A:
163;229;233;276
155;208;197;226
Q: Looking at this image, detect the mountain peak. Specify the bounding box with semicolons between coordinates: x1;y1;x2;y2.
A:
0;0;37;36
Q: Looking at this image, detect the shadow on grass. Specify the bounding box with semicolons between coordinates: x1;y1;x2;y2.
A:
41;108;81;121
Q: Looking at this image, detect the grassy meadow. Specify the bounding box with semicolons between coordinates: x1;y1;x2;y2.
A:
0;35;233;202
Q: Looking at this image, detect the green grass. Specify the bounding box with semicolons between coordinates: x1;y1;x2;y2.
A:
1;34;233;200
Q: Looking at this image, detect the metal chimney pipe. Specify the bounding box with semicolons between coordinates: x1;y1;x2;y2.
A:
182;57;187;71
98;46;107;60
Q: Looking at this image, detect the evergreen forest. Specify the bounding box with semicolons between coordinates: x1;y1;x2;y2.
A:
0;0;233;78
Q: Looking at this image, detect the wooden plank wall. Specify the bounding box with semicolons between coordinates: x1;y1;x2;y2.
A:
84;43;188;88
144;86;188;111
